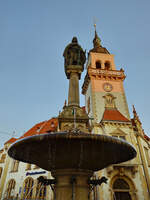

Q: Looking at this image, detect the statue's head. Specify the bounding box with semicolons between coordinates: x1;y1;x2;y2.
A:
72;37;78;43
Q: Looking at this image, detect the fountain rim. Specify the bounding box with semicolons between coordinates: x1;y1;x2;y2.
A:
8;131;137;157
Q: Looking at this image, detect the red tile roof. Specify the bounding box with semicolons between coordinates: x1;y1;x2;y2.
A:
5;137;17;145
4;118;58;145
144;134;150;141
19;118;58;139
102;109;130;122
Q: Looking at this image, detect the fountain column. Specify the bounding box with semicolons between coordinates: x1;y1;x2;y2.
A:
68;72;80;106
52;169;93;200
58;37;89;132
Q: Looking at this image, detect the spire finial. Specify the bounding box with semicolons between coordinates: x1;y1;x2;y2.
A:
94;23;96;32
93;17;97;30
93;17;98;36
92;21;101;48
90;20;110;54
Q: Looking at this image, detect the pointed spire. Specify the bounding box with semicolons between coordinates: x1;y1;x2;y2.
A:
90;25;110;54
132;105;136;115
63;99;67;108
93;23;101;48
132;105;141;124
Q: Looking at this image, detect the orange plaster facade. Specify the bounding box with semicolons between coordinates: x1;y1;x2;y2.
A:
91;79;124;93
89;52;116;70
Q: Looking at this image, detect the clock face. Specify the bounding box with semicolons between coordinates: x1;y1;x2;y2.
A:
103;82;113;92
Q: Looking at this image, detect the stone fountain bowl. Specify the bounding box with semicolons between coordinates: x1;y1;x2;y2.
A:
8;131;136;172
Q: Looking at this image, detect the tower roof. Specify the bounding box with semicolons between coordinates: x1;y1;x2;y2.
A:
101;108;130;123
90;29;110;54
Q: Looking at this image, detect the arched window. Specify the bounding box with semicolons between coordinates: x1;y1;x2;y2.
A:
95;61;101;69
112;178;132;200
22;177;34;199
7;179;16;198
36;178;47;199
105;61;111;70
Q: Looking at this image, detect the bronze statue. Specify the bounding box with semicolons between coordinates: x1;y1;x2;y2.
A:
63;37;86;67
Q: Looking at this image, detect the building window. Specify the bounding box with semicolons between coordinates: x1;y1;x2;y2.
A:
0;153;6;163
11;159;19;172
26;163;31;170
36;178;47;199
105;61;111;70
112;178;132;200
95;61;101;69
22;177;34;199
7;179;16;199
144;147;150;167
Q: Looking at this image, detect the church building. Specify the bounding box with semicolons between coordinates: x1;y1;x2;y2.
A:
0;29;150;200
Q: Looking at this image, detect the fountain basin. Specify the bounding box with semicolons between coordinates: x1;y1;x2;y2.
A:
8;131;136;171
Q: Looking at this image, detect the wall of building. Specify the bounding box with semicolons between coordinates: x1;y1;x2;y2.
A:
0;145;52;199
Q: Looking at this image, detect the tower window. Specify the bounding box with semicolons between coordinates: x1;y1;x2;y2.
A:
105;61;111;70
95;61;101;69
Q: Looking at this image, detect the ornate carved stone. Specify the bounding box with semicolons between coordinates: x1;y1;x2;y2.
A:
103;93;116;109
107;165;139;178
58;106;90;133
118;167;125;176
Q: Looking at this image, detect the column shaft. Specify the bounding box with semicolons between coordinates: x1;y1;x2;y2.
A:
68;73;79;106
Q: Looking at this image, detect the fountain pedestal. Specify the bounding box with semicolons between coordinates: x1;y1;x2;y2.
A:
52;169;93;200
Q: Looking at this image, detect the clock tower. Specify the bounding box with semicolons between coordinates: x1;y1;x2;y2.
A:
82;29;130;126
82;29;150;200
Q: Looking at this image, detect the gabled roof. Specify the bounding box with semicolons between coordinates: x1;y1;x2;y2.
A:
101;108;130;123
4;118;58;146
4;137;17;145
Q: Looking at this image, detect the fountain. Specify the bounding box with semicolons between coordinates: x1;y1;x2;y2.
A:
8;37;136;200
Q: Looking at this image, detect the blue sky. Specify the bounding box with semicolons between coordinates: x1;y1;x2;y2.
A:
0;0;150;148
